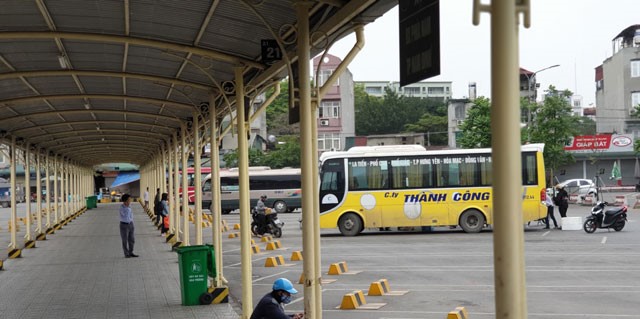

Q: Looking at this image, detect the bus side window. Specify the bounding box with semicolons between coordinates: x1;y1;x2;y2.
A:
351;177;360;190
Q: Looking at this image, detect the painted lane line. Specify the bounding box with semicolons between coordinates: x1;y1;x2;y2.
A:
602;236;607;244
252;270;290;283
542;230;551;236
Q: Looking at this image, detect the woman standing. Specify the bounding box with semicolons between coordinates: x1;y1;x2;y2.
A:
160;193;170;236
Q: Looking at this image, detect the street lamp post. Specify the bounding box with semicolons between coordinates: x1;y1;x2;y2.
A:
525;64;560;141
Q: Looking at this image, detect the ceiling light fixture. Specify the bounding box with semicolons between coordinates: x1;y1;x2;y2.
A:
57;55;68;69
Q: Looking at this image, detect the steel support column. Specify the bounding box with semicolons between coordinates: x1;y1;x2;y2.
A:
209;92;224;286
488;1;528;318
25;144;32;241
45;154;51;230
173;134;181;242
36;148;43;237
194;112;203;245
54;155;59;225
181;125;190;246
9;136;17;250
296;1;319;318
167;140;175;235
235;65;252;319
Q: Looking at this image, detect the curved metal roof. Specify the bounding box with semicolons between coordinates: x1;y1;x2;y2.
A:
0;0;395;167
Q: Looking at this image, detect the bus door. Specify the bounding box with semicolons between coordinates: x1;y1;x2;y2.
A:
320;159;346;214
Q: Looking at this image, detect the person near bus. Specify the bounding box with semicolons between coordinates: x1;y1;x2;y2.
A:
553;185;569;219
543;193;559;229
160;192;170;236
254;194;269;231
153;188;161;225
143;187;149;210
250;278;303;319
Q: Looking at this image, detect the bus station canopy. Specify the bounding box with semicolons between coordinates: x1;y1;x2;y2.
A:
0;0;395;166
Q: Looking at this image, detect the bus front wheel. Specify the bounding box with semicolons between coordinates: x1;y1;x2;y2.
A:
459;209;485;233
338;213;363;236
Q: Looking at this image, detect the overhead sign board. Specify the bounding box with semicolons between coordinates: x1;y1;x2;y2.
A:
399;0;440;86
261;39;282;65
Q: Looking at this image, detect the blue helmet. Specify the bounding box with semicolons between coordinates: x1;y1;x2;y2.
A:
273;278;298;294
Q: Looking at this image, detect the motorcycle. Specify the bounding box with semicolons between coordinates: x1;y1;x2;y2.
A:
251;208;283;238
583;201;628;233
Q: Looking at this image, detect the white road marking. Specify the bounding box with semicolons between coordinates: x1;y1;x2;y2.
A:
602;236;608;244
542;230;551;236
252;270;290;283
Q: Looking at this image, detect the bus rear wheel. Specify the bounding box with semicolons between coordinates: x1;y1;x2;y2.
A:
273;200;287;214
459;209;485;233
338;213;363;236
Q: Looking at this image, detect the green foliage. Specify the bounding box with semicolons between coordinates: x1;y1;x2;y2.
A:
528;86;579;172
222;136;301;169
265;80;299;135
573;116;597;136
630;104;640;154
457;97;492;148
355;85;447;139
261;136;301;168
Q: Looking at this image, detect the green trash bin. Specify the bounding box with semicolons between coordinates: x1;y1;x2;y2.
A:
85;196;97;209
177;245;211;306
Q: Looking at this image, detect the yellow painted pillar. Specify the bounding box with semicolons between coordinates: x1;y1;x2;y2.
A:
36;148;42;235
45;154;51;230
167;140;174;234
9;136;17;250
194;112;203;245
487;1;529;318
210;92;224;286
173;134;181;242
295;1;318;318
53;155;59;225
181;125;190;246
25;143;32;241
235;65;253;319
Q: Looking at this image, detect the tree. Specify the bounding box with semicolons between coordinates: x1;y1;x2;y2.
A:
529;86;579;181
629;104;640;153
573;116;597;136
261;135;301;168
222;148;265;168
457;97;492;148
264;79;300;135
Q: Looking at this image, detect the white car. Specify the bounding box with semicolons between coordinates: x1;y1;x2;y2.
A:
547;179;598;198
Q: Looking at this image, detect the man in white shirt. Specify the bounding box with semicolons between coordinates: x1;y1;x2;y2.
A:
143;187;149;209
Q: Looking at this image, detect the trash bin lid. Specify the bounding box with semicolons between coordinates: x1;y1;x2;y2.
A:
176;245;209;255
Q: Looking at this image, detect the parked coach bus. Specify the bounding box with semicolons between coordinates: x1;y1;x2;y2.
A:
318;144;547;236
177;167;212;204
202;167;302;214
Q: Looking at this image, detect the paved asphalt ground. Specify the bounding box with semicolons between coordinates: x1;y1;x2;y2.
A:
1;192;639;319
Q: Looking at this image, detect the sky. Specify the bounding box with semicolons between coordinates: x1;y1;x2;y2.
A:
329;0;640;106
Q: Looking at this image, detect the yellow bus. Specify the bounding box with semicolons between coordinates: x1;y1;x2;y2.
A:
319;144;547;236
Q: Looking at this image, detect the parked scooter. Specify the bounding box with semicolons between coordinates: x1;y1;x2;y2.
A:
583;201;628;233
251;208;283;238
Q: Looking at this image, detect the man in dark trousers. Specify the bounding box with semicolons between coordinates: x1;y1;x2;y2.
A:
119;194;138;258
554;185;570;219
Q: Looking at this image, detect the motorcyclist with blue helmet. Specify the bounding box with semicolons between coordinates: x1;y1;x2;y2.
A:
251;278;303;319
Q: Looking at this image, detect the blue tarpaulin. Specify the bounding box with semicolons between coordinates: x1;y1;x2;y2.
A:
110;172;140;188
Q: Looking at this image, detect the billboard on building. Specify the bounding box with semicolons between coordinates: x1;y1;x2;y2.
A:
564;134;634;153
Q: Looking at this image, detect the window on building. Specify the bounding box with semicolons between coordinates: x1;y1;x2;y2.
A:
455;105;466;119
365;86;382;95
631;60;640;78
318;69;338;86
318;133;341;151
573;100;581;108
319;101;341;118
428;87;445;95
404;87;421;95
632;91;640;108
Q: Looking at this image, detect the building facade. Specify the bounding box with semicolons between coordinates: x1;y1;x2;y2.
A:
313;54;355;153
356;80;452;102
595;24;640;134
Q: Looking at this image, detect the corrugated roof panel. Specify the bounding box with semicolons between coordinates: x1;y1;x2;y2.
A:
27;76;80;96
125;45;184;78
87;99;124;111
179;61;235;85
0;40;59;71
48;99;85;111
0;78;36;100
46;0;124;35
124;78;170;100
64;41;124;72
129;0;209;45
0;1;50;31
78;76;123;95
